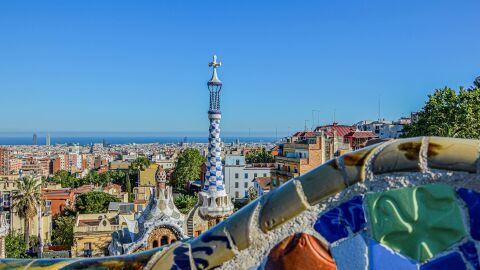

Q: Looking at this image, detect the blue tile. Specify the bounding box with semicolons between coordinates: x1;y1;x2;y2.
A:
457;188;480;240
331;234;368;270
313;196;366;243
368;239;418;270
421;252;466;270
459;241;480;270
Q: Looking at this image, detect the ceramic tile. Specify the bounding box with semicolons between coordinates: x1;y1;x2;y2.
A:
420;252;466;270
372;137;423;174
297;159;346;205
266;233;336;270
314;196;366;243
366;184;466;262
368;239;418;270
458;188;480;240
428;137;479;173
459;241;480;270
331;234;368;270
259;180;309;232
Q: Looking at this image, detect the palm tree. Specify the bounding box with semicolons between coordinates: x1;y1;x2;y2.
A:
12;177;44;251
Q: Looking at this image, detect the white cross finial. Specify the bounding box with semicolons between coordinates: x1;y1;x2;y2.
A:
209;55;222;69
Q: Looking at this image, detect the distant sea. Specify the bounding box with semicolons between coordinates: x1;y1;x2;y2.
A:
0;135;277;146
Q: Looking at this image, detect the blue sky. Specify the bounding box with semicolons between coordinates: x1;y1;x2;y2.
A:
0;1;479;136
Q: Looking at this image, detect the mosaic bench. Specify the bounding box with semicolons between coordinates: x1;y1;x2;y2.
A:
1;136;479;270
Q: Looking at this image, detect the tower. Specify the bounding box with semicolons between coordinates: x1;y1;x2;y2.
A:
32;133;37;145
46;133;51;146
197;55;233;222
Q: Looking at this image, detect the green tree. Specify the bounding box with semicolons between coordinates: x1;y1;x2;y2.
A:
125;171;132;194
127;157;151;190
247;186;258;202
51;216;75;248
75;191;119;214
403;85;480;139
246;148;275;163
174;194;198;214
12;177;43;250
5;233;27;258
172;149;206;189
130;157;151;171
50;170;78;188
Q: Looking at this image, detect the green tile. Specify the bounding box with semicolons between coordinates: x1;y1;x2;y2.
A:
366;183;466;263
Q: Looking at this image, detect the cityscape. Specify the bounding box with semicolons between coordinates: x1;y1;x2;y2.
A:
1;1;480;270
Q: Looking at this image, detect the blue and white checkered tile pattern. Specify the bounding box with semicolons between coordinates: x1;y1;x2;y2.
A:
203;114;226;193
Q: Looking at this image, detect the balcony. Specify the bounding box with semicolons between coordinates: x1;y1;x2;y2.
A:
272;170;297;178
275;156;308;165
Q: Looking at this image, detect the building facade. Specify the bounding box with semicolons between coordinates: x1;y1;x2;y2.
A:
355;118;411;139
0;149;9;176
223;155;272;200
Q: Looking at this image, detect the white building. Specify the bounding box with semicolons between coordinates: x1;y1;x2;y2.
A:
223;155;272;200
356;118;411;139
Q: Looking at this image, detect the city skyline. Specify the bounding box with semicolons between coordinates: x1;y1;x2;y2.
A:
1;1;479;134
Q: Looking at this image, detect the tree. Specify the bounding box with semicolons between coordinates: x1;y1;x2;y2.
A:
50;170;78;188
172;149;206;189
474;76;480;88
127;157;151;190
246;148;275;164
51;215;75;248
247;186;258;202
174;194;198;214
125;171;132;194
75;191;119;214
403;85;480;139
5;233;27;258
130;157;151;171
12;177;43;250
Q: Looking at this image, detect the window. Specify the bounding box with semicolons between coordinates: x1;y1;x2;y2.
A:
236;160;240;165
254;173;257;178
263;173;267;177
244;182;248;188
84;243;92;250
235;173;239;179
235;182;239;188
244;173;248;179
235;191;239;198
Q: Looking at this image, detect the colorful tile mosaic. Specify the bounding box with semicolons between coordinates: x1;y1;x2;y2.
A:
331;234;368;270
458;188;480;240
366;183;466;262
459;241;480;270
368;239;417;270
420;252;466;270
314;196;366;243
265;233;336;270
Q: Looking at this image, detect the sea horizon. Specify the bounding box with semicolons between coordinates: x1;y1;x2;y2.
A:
0;132;280;146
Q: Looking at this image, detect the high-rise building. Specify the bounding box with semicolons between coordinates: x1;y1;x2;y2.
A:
0;148;10;175
197;55;233;222
32;133;37;145
46;133;51;146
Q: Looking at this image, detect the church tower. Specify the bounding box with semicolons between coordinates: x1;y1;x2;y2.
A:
197;55;233;223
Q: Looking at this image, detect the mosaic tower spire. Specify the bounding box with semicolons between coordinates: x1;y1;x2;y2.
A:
198;55;233;219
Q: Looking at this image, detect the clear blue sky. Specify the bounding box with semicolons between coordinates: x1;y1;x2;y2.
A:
0;1;479;136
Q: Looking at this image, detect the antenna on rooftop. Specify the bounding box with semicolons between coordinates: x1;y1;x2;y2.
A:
378;94;381;120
